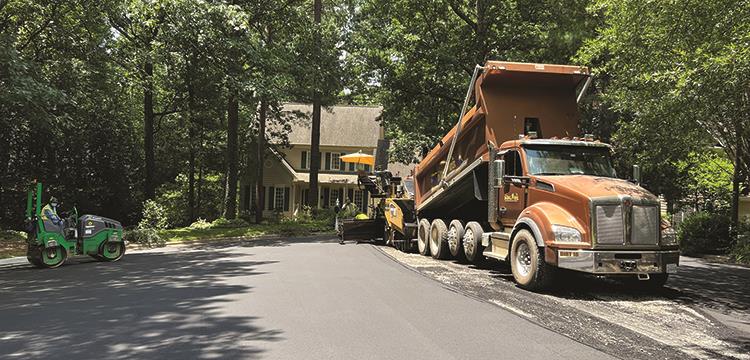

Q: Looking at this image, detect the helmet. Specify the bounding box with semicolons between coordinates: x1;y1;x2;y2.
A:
50;197;59;205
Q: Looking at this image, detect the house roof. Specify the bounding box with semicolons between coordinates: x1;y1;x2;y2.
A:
282;103;383;147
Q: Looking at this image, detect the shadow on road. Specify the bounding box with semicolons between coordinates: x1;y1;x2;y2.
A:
0;250;283;359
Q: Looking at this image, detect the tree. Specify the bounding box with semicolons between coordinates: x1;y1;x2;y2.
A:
578;0;750;223
346;0;596;163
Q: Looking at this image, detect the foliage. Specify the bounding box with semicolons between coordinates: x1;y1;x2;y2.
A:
679;152;734;212
154;172;225;227
211;217;250;229
346;0;597;163
188;218;212;230
124;227;166;248
677;212;732;255
578;0;750;210
138;200;169;230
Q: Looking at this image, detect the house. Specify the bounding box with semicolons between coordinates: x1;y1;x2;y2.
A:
240;103;391;218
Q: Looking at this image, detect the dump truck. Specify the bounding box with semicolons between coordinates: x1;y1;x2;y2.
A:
407;61;679;290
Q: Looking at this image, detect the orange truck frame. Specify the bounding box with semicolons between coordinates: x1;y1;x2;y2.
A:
411;61;679;290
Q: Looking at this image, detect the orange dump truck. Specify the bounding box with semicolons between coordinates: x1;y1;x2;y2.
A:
412;61;679;290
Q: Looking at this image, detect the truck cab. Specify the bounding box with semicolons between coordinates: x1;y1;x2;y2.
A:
485;137;680;288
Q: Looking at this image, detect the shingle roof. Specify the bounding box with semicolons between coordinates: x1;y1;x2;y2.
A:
282;103;383;147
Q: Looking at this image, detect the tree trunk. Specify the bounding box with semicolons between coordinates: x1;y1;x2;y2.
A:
224;91;239;219
144;61;156;200
256;100;267;223
308;0;323;208
732;146;741;228
186;62;196;223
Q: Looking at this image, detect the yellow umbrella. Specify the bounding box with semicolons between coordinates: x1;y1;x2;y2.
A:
340;151;375;166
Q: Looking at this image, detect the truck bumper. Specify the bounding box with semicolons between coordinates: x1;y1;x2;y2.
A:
556;249;680;275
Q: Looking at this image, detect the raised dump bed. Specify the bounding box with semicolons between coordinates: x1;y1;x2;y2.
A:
413;61;591;221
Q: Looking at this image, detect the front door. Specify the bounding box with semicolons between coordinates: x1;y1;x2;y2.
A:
499;150;528;228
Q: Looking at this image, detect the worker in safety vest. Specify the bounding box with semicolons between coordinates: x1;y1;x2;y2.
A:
41;197;63;232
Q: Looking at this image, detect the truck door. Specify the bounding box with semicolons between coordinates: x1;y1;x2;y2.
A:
499;150;528;228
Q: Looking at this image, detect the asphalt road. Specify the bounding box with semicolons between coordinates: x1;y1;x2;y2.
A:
0;236;613;360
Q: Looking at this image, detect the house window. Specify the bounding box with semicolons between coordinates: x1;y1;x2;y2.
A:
354;189;364;212
274;187;285;210
301;151;308;169
348;161;355;172
331;153;341;171
330;188;339;208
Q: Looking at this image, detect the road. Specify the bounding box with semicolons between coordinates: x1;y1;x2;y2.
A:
382;246;750;360
0;236;612;360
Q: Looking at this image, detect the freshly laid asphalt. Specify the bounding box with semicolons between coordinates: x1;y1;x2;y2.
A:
0;236;614;360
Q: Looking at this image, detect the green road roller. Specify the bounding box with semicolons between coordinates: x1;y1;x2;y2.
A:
24;182;126;268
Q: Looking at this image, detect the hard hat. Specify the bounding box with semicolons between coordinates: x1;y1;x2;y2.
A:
50;197;59;204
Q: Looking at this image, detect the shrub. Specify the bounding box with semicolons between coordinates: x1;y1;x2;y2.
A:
188;218;212;230
154;172;226;227
211;217;250;228
678;212;732;255
138;200;169;230
276;222;311;237
731;221;750;264
125;228;166;248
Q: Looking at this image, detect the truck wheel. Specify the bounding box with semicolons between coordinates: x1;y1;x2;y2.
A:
447;220;465;261
417;219;431;256
99;241;125;262
463;222;485;265
429;219;450;259
510;230;552;291
40;246;67;268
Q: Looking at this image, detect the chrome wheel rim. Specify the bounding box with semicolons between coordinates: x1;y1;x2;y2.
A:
516;242;532;277
447;227;457;252
463;228;474;256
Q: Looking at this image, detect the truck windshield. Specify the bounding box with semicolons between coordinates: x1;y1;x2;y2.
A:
524;145;616;177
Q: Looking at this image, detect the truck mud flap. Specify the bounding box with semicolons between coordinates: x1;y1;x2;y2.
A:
341;219;384;241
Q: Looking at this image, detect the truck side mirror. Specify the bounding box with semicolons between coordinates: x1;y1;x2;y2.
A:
494;160;505;187
632;165;641;185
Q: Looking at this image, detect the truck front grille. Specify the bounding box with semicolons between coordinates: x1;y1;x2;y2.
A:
596;205;624;245
631;205;659;245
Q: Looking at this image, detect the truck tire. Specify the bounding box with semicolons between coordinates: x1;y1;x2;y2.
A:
463;221;485;265
510;229;552;291
417;219;431;256
447;220;465;261
429;219;450;259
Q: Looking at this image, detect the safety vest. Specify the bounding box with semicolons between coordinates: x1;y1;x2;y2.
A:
41;204;58;221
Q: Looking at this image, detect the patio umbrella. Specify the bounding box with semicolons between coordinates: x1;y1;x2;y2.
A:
340;151;375;166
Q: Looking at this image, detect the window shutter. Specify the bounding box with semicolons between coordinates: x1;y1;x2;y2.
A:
322;188;330;208
268;186;275;210
301;151;308;169
347;188;354;203
339;152;346;170
325;152;331;170
284;187;290;211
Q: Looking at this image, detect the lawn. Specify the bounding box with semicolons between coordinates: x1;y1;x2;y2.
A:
0;230;27;259
0;221;334;259
158;221;334;243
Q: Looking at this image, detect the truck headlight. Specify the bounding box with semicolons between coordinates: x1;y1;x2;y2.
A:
552;225;582;243
661;227;678;246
